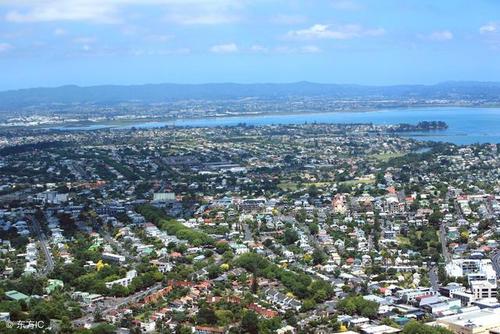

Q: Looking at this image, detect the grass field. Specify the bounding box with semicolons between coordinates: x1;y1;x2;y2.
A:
369;152;406;162
278;181;299;191
396;236;411;246
338;179;375;186
278;181;333;191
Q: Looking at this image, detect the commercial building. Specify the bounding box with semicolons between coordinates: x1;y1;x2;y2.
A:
436;308;500;334
105;270;137;289
153;192;176;202
102;252;126;264
470;281;498;300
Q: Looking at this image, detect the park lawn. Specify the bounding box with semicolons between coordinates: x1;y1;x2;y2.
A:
305;182;332;187
369;152;406;162
278;181;299;191
279;181;332;191
397;236;411;246
339;179;375;186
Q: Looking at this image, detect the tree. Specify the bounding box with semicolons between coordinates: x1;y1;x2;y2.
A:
360;301;378;318
175;325;193;334
301;298;316;311
428;211;443;225
215;309;234;326
309;223;319;235
381;318;399;328
197;306;217;325
284;310;297;326
402;320;453;334
241;311;259;334
308;185;319;197
459;230;469;243
110;284;129;297
283;229;299;245
310;280;333;302
338;298;357;315
259;317;283;334
91;324;117;334
251;270;258;294
295;209;307;224
59;316;73;334
93;306;103;322
155;318;172;334
337;296;379;319
18;275;46;295
312;248;327;265
438;265;447;283
207;264;222;279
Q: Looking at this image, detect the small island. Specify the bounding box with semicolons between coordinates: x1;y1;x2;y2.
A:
389;121;448;132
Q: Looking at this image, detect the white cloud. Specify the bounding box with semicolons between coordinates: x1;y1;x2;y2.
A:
249;44;268;53
287;24;385;40
166;13;239;25
163;0;243;25
131;47;190;56
274;45;322;54
210;43;238;54
418;30;453;41
478;23;500;49
300;45;321;53
248;44;320;54
480;23;498;34
2;0;243;24
53;28;67;36
73;36;96;44
0;42;13;53
5;0;120;23
145;34;173;43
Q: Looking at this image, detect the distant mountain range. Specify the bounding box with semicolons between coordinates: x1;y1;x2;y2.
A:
1;81;500;109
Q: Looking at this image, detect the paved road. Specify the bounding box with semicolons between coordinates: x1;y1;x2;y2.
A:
102;231;140;262
439;224;451;263
368;234;374;251
73;282;163;327
454;200;464;220
28;215;55;275
243;223;252;241
429;266;439;290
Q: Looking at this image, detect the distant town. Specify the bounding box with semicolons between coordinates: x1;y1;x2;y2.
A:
1;82;500;128
0;123;498;334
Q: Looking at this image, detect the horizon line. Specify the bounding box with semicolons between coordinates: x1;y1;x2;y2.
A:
2;80;500;93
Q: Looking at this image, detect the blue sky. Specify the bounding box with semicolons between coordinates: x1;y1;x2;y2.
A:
1;0;500;90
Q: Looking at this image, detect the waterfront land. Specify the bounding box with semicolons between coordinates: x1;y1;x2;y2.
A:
2;81;500;129
0;122;498;333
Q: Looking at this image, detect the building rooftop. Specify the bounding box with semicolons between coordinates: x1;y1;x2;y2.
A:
5;290;30;301
360;325;401;334
438;308;500;328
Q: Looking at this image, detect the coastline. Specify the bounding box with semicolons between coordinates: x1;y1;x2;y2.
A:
27;104;500;130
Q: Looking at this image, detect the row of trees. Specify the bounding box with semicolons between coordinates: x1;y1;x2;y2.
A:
234;253;333;302
137;205;214;246
0;291;82;324
402;320;454;334
196;304;282;334
336;295;379;319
